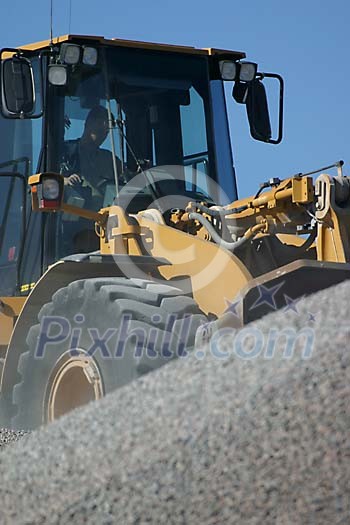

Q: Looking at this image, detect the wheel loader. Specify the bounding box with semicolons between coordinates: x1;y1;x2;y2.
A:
0;34;350;430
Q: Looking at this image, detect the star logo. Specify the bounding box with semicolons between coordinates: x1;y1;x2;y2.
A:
307;312;317;323
224;297;241;318
283;294;304;315
249;281;285;312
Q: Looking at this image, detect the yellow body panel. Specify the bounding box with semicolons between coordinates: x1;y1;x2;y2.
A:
145;219;252;316
106;206;252;316
0;297;26;347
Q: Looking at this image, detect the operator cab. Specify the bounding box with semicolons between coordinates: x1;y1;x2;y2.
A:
0;35;282;295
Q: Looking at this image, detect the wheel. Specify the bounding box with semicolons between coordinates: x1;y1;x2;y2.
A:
11;277;206;429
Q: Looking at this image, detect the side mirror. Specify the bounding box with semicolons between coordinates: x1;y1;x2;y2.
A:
246;79;272;143
1;55;35;117
232;73;284;144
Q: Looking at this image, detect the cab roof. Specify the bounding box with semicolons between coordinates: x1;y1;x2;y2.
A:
18;34;246;61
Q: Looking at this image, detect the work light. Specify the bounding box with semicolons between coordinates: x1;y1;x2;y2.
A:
239;62;257;82
48;65;67;86
219;60;237;81
219;60;257;83
60;44;81;65
29;173;64;211
42;178;60;200
83;47;98;66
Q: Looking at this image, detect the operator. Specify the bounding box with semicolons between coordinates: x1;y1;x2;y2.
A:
60;105;124;253
61;105;122;201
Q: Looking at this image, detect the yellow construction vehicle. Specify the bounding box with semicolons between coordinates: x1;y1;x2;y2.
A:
1;35;350;429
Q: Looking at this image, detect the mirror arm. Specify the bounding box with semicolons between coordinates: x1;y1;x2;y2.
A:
257;72;284;145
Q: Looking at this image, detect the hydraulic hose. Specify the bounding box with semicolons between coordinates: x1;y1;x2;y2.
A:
189;202;248;217
188;212;265;252
291;227;317;251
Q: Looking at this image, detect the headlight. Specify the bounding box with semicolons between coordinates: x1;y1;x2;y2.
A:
219;60;237;81
29;173;64;212
48;65;67;86
42;178;60;200
83;47;98;66
60;44;81;65
239;62;257;82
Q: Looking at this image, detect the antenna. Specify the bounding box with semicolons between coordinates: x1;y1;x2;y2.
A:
50;0;53;44
68;0;72;34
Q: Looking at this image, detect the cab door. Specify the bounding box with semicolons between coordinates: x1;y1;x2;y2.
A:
0;172;26;296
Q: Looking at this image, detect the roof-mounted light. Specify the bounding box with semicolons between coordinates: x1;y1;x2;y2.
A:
219;60;257;82
219;60;237;81
83;46;98;66
60;43;81;65
239;62;257;82
48;64;67;86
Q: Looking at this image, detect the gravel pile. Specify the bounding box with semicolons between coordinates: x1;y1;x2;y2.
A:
0;428;28;448
0;281;350;524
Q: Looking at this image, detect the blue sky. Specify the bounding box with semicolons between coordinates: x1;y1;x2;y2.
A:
2;0;349;197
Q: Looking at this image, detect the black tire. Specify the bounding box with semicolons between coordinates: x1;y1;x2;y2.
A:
11;277;206;429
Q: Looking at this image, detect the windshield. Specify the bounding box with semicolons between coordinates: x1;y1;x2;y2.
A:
51;46;215;204
107;46;213;200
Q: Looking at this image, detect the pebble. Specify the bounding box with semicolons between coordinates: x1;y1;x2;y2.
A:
0;428;28;448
